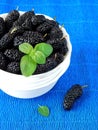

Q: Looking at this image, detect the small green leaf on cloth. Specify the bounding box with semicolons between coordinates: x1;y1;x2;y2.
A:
38;105;50;117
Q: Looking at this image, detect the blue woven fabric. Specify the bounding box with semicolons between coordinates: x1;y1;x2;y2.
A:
0;0;98;130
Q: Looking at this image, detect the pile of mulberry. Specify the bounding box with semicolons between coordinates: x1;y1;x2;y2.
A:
0;10;68;75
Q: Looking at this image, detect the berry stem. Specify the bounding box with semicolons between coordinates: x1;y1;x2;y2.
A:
60;35;67;40
61;24;64;28
16;6;19;11
10;27;17;34
43;33;47;38
81;85;88;88
38;104;41;107
32;8;34;11
53;16;56;21
60;24;65;30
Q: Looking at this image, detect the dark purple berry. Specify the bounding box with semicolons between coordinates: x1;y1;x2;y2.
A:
13;11;35;27
68;84;83;98
14;36;35;47
45;19;59;28
47;38;68;55
5;10;20;31
23;31;44;39
31;15;46;27
36;21;52;34
45;57;57;71
21;18;33;30
7;62;20;74
0;17;5;38
63;84;83;110
0;33;14;49
9;26;25;37
14;36;27;47
49;26;63;39
23;31;44;44
54;53;64;64
0;52;7;70
14;31;44;47
34;57;57;74
60;42;68;55
63;95;75;110
4;48;23;61
47;38;62;51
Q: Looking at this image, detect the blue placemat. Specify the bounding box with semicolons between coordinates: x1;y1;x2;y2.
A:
0;0;98;130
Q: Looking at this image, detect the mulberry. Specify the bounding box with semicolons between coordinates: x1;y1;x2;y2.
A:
47;38;68;55
36;21;52;34
23;31;43;38
45;57;57;71
23;31;44;44
31;15;46;27
14;32;44;47
0;33;14;49
9;26;25;37
0;17;5;38
14;36;26;47
0;52;7;70
47;38;62;51
13;11;35;27
45;19;59;28
49;26;63;39
4;48;23;61
34;57;57;74
5;10;20;31
63;84;83;110
63;95;75;110
7;62;20;74
54;53;64;64
21;18;33;30
60;42;68;55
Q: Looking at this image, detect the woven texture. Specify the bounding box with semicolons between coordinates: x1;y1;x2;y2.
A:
0;0;98;130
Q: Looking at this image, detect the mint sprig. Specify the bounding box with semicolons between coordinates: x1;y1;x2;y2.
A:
19;42;53;76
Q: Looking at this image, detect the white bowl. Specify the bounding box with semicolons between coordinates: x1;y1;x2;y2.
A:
0;12;72;99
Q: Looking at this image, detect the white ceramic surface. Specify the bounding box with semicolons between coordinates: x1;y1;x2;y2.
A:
0;12;72;99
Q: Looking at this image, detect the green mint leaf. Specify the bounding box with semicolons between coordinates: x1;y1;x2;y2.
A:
19;43;33;54
38;105;50;117
31;51;46;64
20;55;37;76
34;43;53;57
